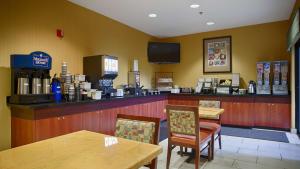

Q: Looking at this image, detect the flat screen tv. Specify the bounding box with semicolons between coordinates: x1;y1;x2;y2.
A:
147;42;180;63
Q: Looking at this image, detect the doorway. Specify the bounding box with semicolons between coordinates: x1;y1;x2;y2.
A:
295;42;300;135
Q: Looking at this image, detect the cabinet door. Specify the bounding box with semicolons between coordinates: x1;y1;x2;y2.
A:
254;98;272;127
232;97;254;127
220;97;234;125
35;117;61;141
270;98;291;129
83;111;100;133
60;113;83;135
99;108;118;135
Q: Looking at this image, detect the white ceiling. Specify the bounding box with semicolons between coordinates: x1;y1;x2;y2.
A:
69;0;296;38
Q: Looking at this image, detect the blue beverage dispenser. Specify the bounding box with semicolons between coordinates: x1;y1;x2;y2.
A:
8;51;54;104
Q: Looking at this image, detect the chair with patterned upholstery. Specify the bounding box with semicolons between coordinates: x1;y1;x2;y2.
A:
115;114;161;169
166;105;213;169
199;100;222;151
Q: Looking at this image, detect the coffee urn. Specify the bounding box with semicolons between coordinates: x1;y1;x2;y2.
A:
17;73;29;95
42;74;51;94
32;73;42;94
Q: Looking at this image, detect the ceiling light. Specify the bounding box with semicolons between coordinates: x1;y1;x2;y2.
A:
206;22;215;26
190;4;200;9
148;13;157;18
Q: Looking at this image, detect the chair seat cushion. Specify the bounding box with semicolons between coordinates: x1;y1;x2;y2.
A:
171;130;212;146
199;122;221;133
115;118;155;144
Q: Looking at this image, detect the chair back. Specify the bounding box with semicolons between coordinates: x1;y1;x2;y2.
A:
115;114;160;145
199;100;221;120
199;100;220;108
166;105;199;137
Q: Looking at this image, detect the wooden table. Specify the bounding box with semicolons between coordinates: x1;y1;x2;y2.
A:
198;107;224;117
0;130;162;169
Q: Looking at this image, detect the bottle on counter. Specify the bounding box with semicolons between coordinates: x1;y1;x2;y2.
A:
51;74;62;103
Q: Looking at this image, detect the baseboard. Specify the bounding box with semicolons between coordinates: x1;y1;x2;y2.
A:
291;128;298;134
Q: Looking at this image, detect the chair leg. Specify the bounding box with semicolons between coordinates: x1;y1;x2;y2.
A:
148;158;157;169
210;134;214;161
218;132;222;149
180;146;183;156
166;143;172;169
195;148;200;169
184;147;188;153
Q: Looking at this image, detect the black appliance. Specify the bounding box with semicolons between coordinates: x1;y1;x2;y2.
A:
9;51;53;104
83;55;118;97
147;42;180;63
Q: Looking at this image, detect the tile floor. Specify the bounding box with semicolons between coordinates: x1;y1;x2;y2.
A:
145;135;300;169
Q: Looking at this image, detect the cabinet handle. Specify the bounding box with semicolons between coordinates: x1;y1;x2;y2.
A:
57;117;61;120
62;116;65;120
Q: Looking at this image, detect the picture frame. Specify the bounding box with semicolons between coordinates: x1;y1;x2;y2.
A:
203;36;232;73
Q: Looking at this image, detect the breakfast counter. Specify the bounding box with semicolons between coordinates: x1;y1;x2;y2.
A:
10;93;291;147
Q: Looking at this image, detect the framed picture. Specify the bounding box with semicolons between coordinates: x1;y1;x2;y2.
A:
203;36;232;73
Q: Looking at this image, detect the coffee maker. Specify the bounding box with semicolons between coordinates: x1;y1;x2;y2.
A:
84;55;118;97
127;71;143;95
9;51;53;104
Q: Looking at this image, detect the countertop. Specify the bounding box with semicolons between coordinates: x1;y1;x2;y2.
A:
9;94;167;109
0;130;162;169
169;93;291;97
9;93;290;110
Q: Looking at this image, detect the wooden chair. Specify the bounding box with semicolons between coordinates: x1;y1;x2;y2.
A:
115;114;161;169
166;105;213;169
199;100;222;150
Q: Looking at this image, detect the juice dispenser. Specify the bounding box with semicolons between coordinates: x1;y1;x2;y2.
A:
256;62;271;95
272;61;288;95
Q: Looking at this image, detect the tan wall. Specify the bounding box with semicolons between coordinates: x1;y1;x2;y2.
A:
158;21;290;88
0;0;159;150
0;0;159;88
0;68;11;150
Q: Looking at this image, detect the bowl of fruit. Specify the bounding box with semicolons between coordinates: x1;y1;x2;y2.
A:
219;79;232;87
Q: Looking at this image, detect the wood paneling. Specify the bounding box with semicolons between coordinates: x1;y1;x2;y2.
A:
35;113;83;142
220;97;235;125
61;113;83;135
35;117;61;141
228;97;255;126
83;111;100;133
254;97;291;129
167;94;290;129
11;117;35;147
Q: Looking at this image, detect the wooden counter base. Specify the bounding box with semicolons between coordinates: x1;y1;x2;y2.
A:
10;94;291;147
168;94;291;130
